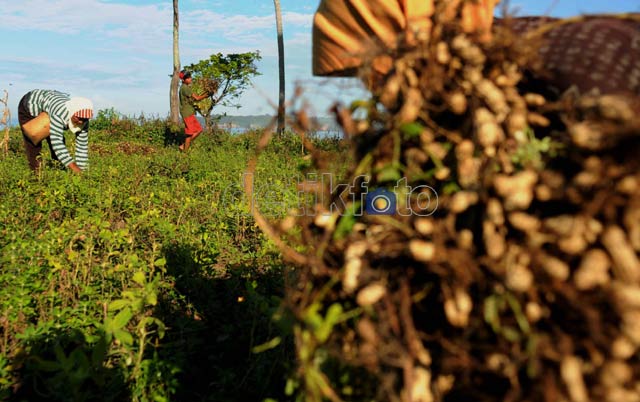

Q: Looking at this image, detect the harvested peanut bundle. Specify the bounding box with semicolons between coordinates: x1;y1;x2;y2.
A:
250;1;640;401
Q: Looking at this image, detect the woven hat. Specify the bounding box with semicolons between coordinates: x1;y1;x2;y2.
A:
312;0;500;77
66;96;93;133
66;97;94;119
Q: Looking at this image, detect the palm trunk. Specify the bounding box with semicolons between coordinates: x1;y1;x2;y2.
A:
170;0;181;125
274;0;285;136
0;90;9;156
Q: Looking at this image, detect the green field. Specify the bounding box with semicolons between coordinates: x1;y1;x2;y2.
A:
0;120;346;401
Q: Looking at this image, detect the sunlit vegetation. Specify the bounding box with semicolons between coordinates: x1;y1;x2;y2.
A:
0;113;348;401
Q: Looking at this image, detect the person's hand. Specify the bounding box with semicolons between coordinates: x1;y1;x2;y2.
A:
193;92;209;101
68;162;83;174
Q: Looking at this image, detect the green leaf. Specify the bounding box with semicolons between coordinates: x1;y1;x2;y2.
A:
112;307;133;330
155;319;166;339
483;295;501;332
91;337;108;366
145;290;158;306
69;348;90;374
400;122;424;139
501;326;521;343
285;377;298;396
334;203;360;240
505;292;530;334
108;299;129;312
303;303;324;330
132;299;145;312
102;322;113;343
132;271;146;285
154;258;166;267
442;181;461;195
376;167;401;183
316;303;344;343
325;303;343;325
121;290;136;300
54;343;67;366
252;336;282;354
33;358;60;372
315;324;332;343
114;329;134;347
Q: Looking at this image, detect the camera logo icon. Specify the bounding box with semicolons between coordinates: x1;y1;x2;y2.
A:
365;188;396;215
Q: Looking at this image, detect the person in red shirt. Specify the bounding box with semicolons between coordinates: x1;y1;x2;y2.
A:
178;71;208;151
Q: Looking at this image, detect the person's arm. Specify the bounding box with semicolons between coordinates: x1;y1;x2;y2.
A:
48;115;78;170
182;84;208;104
67;162;83;173
74;125;89;171
192;92;208;102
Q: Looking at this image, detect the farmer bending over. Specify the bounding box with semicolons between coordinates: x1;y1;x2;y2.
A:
18;89;93;173
179;71;208;151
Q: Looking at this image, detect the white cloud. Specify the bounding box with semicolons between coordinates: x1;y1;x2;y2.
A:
1;0;171;34
180;10;312;36
0;0;342;116
1;1;313;56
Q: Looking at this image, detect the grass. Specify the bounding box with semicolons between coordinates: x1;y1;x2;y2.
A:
0;122;348;402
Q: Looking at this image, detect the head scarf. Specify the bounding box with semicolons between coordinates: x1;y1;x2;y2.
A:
65;97;93;133
312;0;500;77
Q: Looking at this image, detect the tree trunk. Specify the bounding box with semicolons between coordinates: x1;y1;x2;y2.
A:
274;0;285;136
0;90;9;156
170;0;181;125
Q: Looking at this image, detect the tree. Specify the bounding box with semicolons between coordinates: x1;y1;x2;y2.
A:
0;90;10;156
274;0;285;135
169;0;181;125
185;51;262;129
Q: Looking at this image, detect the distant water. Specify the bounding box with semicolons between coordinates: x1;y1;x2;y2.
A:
226;127;247;135
225;126;344;139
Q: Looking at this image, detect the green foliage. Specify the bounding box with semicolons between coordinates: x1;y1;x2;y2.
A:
91;110;174;146
185;51;262;124
0;121;348;401
92;107;121;131
511;127;563;169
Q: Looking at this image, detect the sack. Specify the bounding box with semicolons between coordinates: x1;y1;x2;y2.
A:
21;112;50;144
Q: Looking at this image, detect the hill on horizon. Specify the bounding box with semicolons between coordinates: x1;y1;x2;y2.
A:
209;114;341;132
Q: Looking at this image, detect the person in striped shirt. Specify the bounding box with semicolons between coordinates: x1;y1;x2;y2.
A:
18;89;93;173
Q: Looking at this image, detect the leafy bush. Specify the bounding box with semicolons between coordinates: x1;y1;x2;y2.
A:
91;108;176;146
0;119;348;401
92;107;121;131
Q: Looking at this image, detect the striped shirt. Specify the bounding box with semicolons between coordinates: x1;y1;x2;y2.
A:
27;89;89;169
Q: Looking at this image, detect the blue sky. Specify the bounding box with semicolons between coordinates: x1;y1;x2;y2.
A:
1;0;638;120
